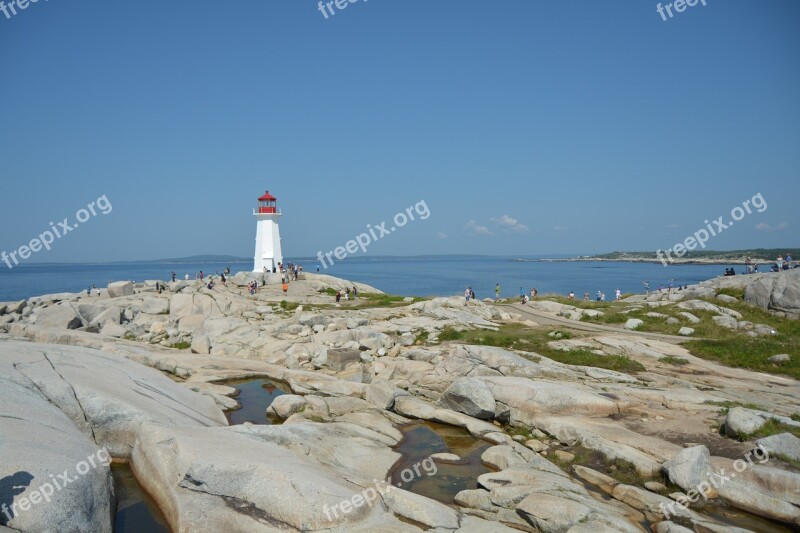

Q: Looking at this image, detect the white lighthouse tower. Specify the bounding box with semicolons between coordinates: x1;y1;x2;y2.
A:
253;190;283;273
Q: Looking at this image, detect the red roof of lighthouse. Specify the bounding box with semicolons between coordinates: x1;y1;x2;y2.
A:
258;190;276;201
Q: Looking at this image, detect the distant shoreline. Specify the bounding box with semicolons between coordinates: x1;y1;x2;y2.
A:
518;257;772;266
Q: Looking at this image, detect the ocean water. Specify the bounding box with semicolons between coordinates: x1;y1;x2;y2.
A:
0;256;746;302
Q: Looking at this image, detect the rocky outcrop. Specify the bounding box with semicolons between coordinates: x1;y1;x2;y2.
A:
438;378;496;420
744;269;800;316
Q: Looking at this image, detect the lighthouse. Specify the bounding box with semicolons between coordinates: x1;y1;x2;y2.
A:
252;190;283;273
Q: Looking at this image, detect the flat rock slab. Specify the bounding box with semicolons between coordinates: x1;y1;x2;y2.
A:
0;341;227;458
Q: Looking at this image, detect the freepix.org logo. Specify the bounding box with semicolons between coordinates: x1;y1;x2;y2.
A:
0;0;48;22
1;195;113;270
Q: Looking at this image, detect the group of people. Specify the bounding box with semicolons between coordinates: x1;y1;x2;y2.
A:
464;287;477;304
774;253;794;272
335;287;358;303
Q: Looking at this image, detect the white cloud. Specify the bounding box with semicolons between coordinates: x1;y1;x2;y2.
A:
755;222;789;232
490;214;529;233
464;220;493;236
435;232;448;239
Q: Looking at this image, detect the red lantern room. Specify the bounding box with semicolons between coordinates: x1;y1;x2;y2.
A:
257;190;277;214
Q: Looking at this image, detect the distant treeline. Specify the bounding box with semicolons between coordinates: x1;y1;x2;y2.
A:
594;249;800;261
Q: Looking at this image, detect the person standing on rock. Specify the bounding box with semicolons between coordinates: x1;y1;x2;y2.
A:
335;290;341;303
352;286;357;299
643;281;650;294
495;283;500;301
615;288;621;301
465;287;471;305
171;271;177;282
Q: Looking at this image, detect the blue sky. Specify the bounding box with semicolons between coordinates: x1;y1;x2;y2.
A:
1;0;798;263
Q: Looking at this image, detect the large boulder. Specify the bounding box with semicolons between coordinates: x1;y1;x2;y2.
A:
479;376;619;424
141;297;170;315
756;433;800;463
438;378;496;420
745;269;800;316
662;445;717;497
33;304;84;330
107;281;134;298
725;407;767;437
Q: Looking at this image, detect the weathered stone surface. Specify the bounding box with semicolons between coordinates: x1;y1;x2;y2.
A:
756;433;800;462
383;487;460;529
768;353;790;365
0;371;114;533
34;304;84;330
0;341;227;459
662;445;716;497
678;327;695;336
132;422;403;532
365;380;410;410
712;315;738;329
438;378;496;420
141;297;170;315
480;376;619;424
744;268;800;316
107;280;134;298
328;348;361;371
267;394;307;419
624;318;643;330
725;407;767;437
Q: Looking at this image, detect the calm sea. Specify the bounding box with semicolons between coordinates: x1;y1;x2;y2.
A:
0;256;747;302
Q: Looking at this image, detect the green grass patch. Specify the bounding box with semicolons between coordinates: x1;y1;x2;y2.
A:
280;300;300;311
438;327;464;341
438;324;644;373
580;312;628;324
744;419;800;440
715;287;745;300
414;330;430;345
349;293;422;309
169;341;191;350
547;350;645;373
660;356;690;366
773;453;800;470
611;296;800;379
